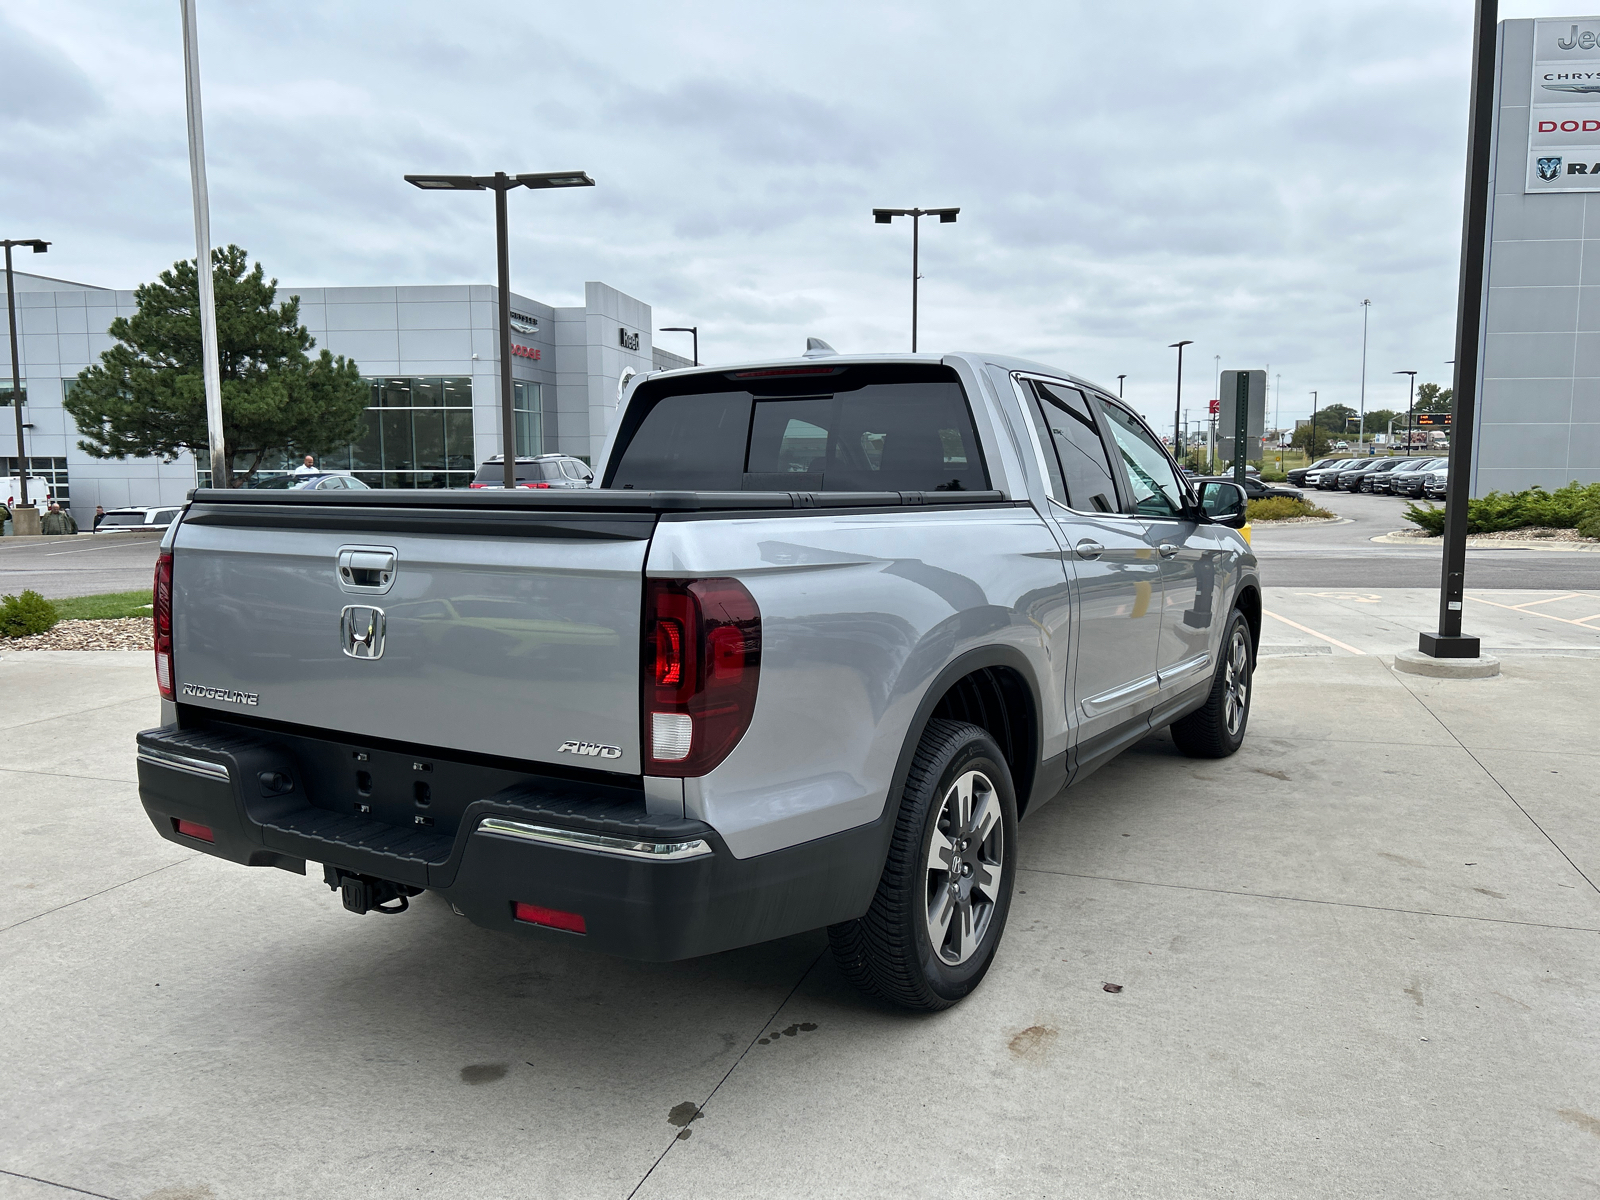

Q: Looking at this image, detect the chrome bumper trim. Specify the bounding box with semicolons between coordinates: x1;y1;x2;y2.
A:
137;746;231;783
477;817;713;861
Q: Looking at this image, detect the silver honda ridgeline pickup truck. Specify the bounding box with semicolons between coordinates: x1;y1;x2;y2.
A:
137;351;1259;1010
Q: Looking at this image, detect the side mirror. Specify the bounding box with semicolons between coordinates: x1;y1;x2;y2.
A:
1197;480;1248;529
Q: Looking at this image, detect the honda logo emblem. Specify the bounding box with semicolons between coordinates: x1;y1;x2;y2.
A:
340;605;386;659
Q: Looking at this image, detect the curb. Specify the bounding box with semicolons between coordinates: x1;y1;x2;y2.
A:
1390;649;1501;679
1369;531;1600;551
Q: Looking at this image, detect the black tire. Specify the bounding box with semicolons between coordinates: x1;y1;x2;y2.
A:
829;720;1018;1011
1170;609;1254;759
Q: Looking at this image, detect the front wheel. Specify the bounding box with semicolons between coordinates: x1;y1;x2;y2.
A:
1170;610;1254;759
829;720;1018;1011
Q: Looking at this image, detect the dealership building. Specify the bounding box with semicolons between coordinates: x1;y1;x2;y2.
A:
0;270;690;520
1478;16;1600;494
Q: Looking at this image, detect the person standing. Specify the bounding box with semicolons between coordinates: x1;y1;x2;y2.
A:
40;503;78;535
292;454;318;475
92;505;106;530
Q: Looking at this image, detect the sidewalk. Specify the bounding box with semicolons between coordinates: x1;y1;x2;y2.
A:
2;648;1597;1199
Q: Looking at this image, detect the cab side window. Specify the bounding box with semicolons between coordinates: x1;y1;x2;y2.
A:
1097;400;1186;518
1028;380;1119;513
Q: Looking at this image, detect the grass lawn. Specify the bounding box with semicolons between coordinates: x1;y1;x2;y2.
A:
52;590;153;620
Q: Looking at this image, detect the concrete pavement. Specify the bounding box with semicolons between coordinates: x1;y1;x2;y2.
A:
2;647;1598;1200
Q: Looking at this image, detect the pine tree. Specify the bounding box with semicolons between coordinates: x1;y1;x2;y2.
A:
65;245;368;485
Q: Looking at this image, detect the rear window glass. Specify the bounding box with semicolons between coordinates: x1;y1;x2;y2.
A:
101;512;146;526
472;461;563;483
606;365;987;492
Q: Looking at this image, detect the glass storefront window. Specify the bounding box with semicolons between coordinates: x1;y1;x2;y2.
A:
199;375;480;488
514;381;541;457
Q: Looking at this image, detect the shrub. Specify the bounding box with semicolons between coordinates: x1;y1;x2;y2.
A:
1403;502;1446;535
0;590;61;638
1403;481;1600;536
1247;496;1334;522
1577;508;1600;539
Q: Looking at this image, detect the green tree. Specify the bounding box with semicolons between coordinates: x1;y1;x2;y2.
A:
1415;382;1453;413
64;245;368;486
1291;423;1336;456
1361;408;1399;439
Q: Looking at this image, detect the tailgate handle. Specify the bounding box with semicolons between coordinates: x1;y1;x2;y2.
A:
338;547;397;591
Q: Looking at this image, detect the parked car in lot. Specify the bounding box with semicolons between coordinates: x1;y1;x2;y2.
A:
94;505;182;534
247;472;372;492
1356;458;1410;493
1287;457;1339;487
1199;474;1302;502
470;454;594;489
1388;458;1447;498
1313;459;1363;489
1336;459;1388;491
1423;467;1448;499
1368;457;1432;494
135;350;1261;1011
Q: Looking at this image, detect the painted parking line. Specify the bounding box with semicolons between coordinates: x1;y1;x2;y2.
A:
1468;594;1600;631
1262;609;1367;656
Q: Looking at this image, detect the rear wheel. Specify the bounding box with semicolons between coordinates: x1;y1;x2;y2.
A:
1170;610;1254;759
829;720;1018;1011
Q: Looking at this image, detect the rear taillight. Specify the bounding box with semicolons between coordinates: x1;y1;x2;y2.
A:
643;578;760;777
516;482;552;489
154;550;174;700
173;818;213;843
514;901;586;933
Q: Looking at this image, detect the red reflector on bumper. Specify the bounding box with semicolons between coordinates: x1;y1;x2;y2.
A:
174;819;214;843
513;901;586;933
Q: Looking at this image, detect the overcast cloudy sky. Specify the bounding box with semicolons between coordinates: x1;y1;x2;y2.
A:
0;1;1558;432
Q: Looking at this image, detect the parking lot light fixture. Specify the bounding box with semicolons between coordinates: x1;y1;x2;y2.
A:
660;326;698;366
1169;341;1193;453
407;170;594;489
1394;370;1417;456
1117;374;1126;398
3;237;49;509
872;207;959;352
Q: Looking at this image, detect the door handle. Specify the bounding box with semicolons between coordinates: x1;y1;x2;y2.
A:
1158;542;1179;558
1074;539;1104;560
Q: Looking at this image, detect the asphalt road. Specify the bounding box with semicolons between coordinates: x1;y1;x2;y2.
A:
0;532;163;598
3;488;1596;598
1250;486;1600;589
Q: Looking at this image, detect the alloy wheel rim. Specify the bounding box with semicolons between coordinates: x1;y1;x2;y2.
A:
1223;627;1251;737
924;769;1003;966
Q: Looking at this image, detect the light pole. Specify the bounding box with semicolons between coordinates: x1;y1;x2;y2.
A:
1309;390;1318;461
3;238;48;510
660;326;698;367
1275;372;1283;472
1394;369;1417;456
1357;298;1372;453
1422;0;1495;660
1169;340;1193;453
180;0;227;487
872;207;958;352
407;170;595;490
1117;374;1126;398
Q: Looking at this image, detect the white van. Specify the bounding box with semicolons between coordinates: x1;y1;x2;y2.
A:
2;476;54;511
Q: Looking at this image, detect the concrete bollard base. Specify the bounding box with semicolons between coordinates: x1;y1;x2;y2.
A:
10;505;41;536
1391;649;1501;679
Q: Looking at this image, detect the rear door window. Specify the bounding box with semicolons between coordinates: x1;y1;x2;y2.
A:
607;365;987;492
1027;380;1120;513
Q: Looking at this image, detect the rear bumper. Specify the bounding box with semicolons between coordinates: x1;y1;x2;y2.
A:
136;724;884;961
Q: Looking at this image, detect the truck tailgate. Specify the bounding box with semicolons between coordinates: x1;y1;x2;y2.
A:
170;498;654;773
